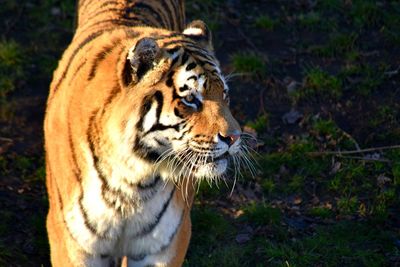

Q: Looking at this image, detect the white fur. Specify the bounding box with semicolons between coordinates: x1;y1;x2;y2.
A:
182;27;203;36
142;101;158;132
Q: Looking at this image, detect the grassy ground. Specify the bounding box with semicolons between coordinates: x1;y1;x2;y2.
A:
0;0;399;266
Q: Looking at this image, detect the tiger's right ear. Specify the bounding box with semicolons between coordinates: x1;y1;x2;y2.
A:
183;20;213;51
122;38;161;86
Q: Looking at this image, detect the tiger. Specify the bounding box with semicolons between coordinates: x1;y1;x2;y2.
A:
44;0;250;266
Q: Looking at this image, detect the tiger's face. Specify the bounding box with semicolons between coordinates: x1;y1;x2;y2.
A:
113;23;247;183
140;55;241;181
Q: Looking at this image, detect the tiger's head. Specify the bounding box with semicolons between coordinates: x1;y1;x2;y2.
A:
107;21;251;184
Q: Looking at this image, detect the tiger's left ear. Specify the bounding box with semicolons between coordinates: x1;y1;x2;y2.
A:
122;37;162;86
183;20;213;51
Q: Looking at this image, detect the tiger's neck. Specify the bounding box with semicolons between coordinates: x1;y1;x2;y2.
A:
76;0;186;33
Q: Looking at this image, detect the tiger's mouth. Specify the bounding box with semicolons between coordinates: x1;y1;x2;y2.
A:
186;151;229;178
205;152;229;163
165;148;230;179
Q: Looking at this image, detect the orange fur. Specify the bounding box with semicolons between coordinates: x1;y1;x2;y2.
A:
45;1;241;266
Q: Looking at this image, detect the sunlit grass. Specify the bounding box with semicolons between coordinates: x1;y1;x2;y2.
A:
231;53;266;75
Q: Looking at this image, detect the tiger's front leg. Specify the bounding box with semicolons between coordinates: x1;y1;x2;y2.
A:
126;205;192;267
47;207;112;267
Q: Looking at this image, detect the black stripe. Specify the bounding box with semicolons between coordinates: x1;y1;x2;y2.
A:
172;125;193;141
195;58;217;67
153;91;163;123
184;47;214;62
79;0;91;14
66;89;106;236
172;85;180;100
131;187;175;238
160;1;176;30
68;112;109;237
181;52;189;65
103;85;121;109
174;107;184;119
98;0;119;9
138;175;161;189
145;89;185;132
53;29;106;92
170;53;180;68
154;137;168;146
123;8;154;26
184;44;212;55
85;112;118;233
88;44;116;81
187;75;197;81
146;121;182;134
166;47;180;55
155;32;182;41
79;0;86;9
186;62;197;71
67;125;82;183
68;59;87;86
136;94;154;132
79;19;143;37
78;194;99;235
84;8;122;24
179;84;189;92
136;90;164;133
133;140;161;162
87;112;143;214
162;39;195;48
204;79;208;90
166;71;174;87
133;3;166;29
129;208;184;261
52;171;82;245
174;0;184;31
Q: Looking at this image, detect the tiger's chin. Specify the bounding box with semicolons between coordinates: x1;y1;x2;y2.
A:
192;158;228;180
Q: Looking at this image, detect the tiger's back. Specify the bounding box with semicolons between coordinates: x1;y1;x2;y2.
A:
45;1;245;266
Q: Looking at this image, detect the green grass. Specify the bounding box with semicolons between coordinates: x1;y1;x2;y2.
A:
368;105;399;128
254;15;277;31
263;221;394;266
316;0;343;11
246;115;268;133
187;201;397;266
312;119;339;138
241;203;281;226
349;0;383;28
383;4;400;45
185;206;239;266
291;67;342;102
339;64;385;96
0;40;24;102
308;207;334;218
297;12;321;28
309;33;358;58
231;53;266;75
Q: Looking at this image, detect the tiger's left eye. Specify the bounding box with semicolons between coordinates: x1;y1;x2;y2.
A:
184;94;194;103
181;94;201;110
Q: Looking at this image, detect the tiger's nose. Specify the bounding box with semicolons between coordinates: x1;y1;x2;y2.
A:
218;132;240;146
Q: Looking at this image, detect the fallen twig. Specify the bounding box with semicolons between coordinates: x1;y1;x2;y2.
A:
0;137;13;143
384;65;400;78
336;155;391;163
307;145;400;157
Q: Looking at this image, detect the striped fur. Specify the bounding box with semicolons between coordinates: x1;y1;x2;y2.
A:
45;1;246;266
